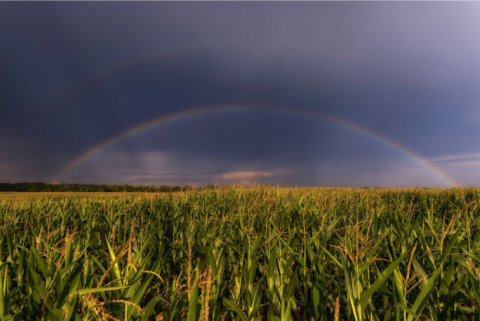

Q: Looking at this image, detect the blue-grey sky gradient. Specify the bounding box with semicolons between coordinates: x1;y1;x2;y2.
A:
1;2;479;187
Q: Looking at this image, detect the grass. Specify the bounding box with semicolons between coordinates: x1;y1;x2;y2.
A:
0;186;479;320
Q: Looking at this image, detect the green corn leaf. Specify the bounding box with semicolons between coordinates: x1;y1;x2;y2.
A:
438;228;462;266
407;270;440;321
31;248;51;279
125;252;164;318
320;245;343;269
105;235;122;284
187;282;199;321
27;263;48;298
68;286;130;297
305;229;324;249
250;236;263;258
390;302;419;318
267;244;278;290
223;298;248;321
468;265;480;309
66;295;79;321
392;269;407;306
359;251;409;307
358;260;374;276
139;295;164;321
6;231;14;262
132;232;155;266
0;271;7;317
90;254;107;275
55;265;82;309
284;268;299;302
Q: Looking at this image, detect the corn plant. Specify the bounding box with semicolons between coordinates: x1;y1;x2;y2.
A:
0;186;479;320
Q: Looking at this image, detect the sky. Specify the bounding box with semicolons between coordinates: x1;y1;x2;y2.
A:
1;2;479;188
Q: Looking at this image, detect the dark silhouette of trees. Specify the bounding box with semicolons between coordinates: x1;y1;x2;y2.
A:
0;182;210;193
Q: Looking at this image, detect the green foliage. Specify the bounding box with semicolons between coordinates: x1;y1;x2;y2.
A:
0;182;206;193
0;186;479;320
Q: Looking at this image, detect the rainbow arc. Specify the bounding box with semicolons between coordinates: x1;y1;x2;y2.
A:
59;104;460;187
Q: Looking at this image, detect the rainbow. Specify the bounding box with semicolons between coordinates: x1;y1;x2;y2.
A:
59;104;460;186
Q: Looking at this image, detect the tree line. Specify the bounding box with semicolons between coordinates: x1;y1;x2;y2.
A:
0;182;214;193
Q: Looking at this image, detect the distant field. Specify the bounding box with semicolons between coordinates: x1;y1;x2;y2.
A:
0;186;456;199
0;191;162;199
1;186;480;320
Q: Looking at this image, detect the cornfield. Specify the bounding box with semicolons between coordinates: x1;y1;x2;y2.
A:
1;186;480;320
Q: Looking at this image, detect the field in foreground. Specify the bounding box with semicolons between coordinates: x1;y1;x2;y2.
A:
1;187;480;320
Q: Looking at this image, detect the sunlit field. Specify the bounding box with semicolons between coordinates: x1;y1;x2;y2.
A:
0;192;160;200
1;186;480;320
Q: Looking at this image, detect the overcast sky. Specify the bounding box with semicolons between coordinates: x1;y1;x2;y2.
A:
1;2;479;187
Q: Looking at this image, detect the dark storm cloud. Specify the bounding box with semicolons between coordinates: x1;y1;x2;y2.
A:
1;2;479;185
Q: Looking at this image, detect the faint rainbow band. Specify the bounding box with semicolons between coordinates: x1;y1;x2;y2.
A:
59;104;460;187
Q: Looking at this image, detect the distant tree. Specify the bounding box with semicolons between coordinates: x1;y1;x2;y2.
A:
0;183;14;191
16;182;29;191
0;182;201;193
28;182;45;192
159;185;171;193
